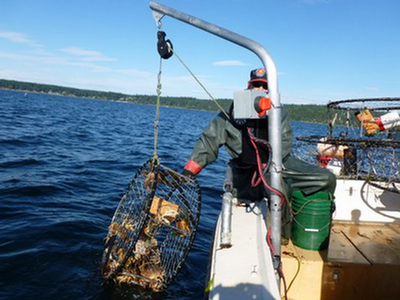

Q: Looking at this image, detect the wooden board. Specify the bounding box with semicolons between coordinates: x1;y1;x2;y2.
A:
333;223;400;265
282;222;400;300
327;224;370;265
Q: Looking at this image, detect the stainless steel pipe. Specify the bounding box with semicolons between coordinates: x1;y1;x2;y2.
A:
150;0;282;257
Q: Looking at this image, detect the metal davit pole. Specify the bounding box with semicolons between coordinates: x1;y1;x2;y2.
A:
150;0;282;268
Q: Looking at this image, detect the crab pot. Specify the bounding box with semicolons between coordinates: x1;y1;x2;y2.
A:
343;148;357;175
101;160;201;291
291;190;334;251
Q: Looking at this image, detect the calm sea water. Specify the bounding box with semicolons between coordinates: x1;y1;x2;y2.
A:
0;90;327;300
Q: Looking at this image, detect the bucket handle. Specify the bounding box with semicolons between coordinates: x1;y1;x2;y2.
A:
291;193;335;216
292;217;331;232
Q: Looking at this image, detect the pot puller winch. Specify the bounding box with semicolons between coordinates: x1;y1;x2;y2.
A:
101;25;201;292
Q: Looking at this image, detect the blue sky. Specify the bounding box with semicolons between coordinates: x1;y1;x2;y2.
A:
1;0;399;104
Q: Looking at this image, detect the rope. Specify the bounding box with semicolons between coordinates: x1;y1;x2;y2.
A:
152;34;230;165
169;46;231;120
282;251;301;295
290;197;333;216
153;57;163;166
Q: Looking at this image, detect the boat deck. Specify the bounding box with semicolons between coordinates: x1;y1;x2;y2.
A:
207;201;280;300
281;222;400;300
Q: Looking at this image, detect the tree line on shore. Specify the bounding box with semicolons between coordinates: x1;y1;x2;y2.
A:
0;78;328;123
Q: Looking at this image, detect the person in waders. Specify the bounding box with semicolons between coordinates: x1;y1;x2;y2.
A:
182;68;336;241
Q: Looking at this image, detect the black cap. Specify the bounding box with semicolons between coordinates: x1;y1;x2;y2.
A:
249;68;267;83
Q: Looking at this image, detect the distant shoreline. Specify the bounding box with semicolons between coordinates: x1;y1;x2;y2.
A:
0;78;328;123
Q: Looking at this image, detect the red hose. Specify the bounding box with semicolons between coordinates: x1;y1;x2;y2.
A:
247;128;287;205
250;128;288;299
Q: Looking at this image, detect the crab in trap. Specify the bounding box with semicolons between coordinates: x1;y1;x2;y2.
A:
101;160;201;292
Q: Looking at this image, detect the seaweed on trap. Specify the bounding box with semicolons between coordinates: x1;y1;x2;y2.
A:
101;159;201;292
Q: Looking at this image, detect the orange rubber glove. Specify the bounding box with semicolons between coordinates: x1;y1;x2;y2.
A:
355;110;380;135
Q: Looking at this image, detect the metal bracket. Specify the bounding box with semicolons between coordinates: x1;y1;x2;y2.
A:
152;9;165;29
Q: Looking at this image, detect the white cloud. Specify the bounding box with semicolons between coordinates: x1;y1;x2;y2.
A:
213;60;249;66
61;47;116;62
0;52;66;65
0;31;33;44
0;32;238;98
0;52;112;73
0;30;43;49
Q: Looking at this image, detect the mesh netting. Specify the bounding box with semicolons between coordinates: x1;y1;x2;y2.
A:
293;98;400;194
101;159;201;291
326;98;400;139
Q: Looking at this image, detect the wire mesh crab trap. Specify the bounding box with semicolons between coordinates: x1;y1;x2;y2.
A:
101;159;201;291
100;21;204;292
294;98;400;194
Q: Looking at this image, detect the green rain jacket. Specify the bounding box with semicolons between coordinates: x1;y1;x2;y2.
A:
184;105;293;175
184;104;336;201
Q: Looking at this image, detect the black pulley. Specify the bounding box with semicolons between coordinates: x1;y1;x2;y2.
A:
157;31;173;59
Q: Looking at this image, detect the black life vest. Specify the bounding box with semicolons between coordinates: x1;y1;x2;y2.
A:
229;105;269;165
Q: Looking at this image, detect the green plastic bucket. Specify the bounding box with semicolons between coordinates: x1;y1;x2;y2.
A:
291;190;334;250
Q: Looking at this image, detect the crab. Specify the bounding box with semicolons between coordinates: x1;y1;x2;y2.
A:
116;247;125;261
102;255;120;278
144;168;183;191
149;280;165;292
107;221;130;241
143;171;164;191
139;263;165;280
150;196;180;223
157;209;179;224
144;172;155;191
134;237;158;260
143;207;179;237
112;236;164;291
176;219;191;236
122;219;136;232
138;263;166;292
143;219;161;237
108;222;121;236
115;272;140;286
